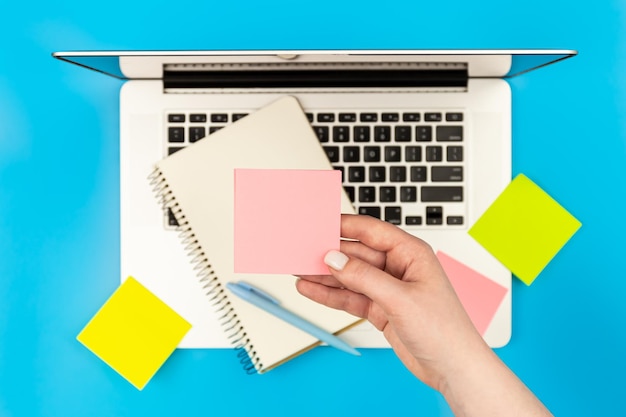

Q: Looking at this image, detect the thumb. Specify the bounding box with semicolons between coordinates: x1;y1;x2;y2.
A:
324;250;407;311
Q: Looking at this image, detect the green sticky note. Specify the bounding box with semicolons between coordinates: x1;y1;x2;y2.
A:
469;174;581;285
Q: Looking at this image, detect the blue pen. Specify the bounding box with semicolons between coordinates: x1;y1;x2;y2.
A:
226;281;360;356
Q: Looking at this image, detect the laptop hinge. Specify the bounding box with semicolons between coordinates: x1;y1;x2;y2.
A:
163;68;468;90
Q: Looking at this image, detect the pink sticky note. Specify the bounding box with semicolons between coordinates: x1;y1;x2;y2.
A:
437;251;508;336
234;169;341;275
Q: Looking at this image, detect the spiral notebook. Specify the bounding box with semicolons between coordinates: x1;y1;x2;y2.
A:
150;96;363;373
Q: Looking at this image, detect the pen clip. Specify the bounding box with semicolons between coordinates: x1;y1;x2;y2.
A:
236;281;281;305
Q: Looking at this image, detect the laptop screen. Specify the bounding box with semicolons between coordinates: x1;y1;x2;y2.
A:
52;50;576;81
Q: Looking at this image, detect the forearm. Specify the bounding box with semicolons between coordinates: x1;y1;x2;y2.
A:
439;342;552;417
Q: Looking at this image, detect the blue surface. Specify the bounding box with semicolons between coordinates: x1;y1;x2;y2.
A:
1;1;625;416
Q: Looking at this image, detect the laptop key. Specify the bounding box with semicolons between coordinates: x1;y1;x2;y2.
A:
385;207;402;225
364;146;381;162
425;112;442;122
406;216;422;225
339;113;357;122
344;186;355;202
369;166;386;182
190;114;207;122
323;146;340;162
432;166;463;182
168;127;184;142
385;146;401;162
343;146;360;162
349;166;366;182
403;112;421;122
406;146;422;162
318;113;335;122
313;126;329;142
426;206;443;225
211;113;228;123
333;126;350;142
168;146;184;155
447;216;464;225
395;126;412;142
389;166;407;182
400;186;417;202
168;114;185;123
382;113;400;122
374;126;391;142
359;206;381;219
421;187;463;202
354;126;371;142
360;113;378;122
359;186;376;202
446;112;463;122
416;126;432;142
437;126;463;141
189;127;206;142
232;113;249;122
426;146;443;162
447;146;463;161
410;166;427;182
380;186;396;202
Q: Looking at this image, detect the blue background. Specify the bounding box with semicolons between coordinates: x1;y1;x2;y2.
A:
1;1;625;416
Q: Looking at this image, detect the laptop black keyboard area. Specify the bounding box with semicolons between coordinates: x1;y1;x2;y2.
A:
165;109;466;229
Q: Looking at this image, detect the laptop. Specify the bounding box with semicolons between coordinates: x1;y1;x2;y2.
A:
53;50;576;349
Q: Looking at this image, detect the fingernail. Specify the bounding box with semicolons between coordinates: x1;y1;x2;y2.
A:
324;250;349;271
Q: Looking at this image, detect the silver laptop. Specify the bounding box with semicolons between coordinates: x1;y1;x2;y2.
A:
53;50;576;349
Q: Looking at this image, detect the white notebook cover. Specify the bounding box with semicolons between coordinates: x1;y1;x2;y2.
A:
152;96;362;373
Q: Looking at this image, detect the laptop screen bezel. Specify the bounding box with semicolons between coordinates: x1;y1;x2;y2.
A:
52;49;577;81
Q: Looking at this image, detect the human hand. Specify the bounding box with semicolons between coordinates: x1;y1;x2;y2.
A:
297;215;552;417
296;214;486;390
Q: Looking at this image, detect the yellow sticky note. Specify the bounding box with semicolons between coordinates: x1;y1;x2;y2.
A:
469;174;581;285
77;277;191;390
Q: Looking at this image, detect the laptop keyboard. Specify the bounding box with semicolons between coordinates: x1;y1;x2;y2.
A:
164;109;466;229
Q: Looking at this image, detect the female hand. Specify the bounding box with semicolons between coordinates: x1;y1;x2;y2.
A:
297;214;552;417
297;214;484;390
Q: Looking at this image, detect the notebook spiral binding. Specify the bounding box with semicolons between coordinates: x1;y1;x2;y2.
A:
149;168;261;374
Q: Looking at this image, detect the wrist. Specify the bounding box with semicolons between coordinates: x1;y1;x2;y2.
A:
438;341;552;417
436;334;495;396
